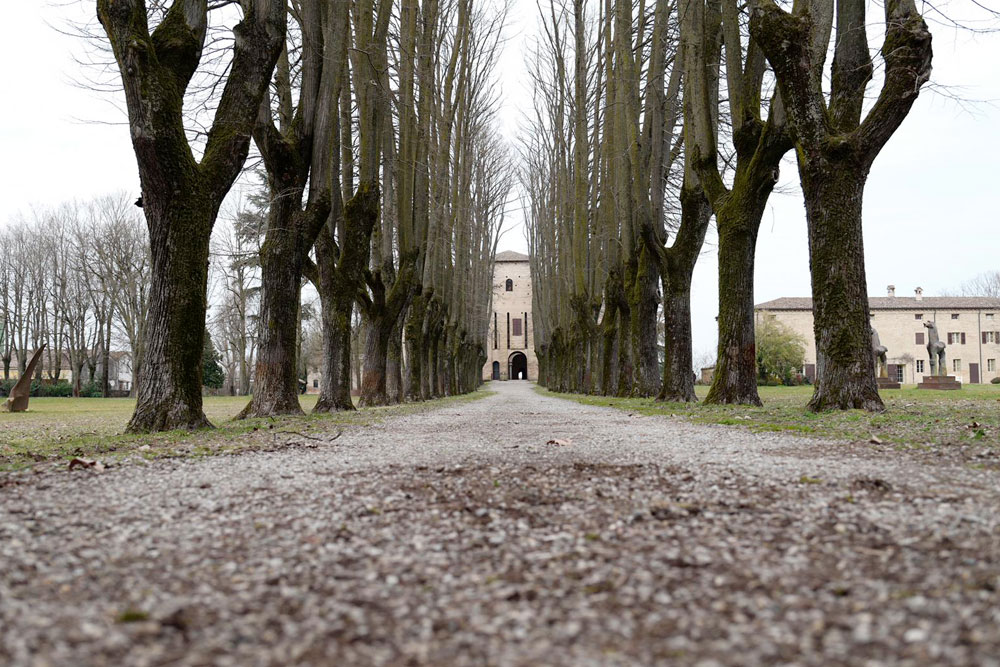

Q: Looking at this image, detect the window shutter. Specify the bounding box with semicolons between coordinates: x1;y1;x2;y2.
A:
984;332;989;345
962;332;967;345
915;332;924;345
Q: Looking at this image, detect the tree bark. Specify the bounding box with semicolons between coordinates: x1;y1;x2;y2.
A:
751;0;931;411
631;247;661;397
657;186;711;402
128;196;214;430
403;292;429;401
801;156;881;411
99;0;285;431
239;226;306;417
704;206;763;405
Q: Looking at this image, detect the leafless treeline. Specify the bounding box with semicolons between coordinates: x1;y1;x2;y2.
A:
90;0;511;430
0;194;150;395
523;0;933;412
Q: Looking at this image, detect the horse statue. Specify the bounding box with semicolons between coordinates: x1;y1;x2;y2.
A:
924;320;947;376
871;324;888;378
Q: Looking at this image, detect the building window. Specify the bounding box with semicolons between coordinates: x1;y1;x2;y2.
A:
989;359;996;372
505;279;513;292
987;313;995;320
952;313;960;319
985;331;998;344
916;359;924;374
512;318;522;337
914;314;923;320
313;378;318;388
947;332;966;345
915;332;924;345
953;359;961;372
896;365;905;383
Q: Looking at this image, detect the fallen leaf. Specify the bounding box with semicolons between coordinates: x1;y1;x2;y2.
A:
869;435;883;444
69;457;104;472
546;438;572;446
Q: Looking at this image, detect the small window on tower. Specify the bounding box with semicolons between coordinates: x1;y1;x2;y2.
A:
914;314;922;320
505;279;513;292
512;318;522;336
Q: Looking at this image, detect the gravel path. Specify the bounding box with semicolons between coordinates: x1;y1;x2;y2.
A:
2;381;998;666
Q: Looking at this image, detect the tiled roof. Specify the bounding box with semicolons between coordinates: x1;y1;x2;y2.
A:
495;250;529;262
755;296;1000;311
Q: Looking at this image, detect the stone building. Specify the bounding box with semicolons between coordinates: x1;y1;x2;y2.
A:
482;250;538;381
756;287;1000;385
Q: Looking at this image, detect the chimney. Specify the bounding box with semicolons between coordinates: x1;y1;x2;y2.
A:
887;284;895;298
915;287;923;301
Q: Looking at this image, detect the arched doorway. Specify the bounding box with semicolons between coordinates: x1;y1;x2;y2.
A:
509;352;528;380
492;361;500;380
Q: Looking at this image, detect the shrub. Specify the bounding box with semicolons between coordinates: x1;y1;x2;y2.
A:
992;377;1000;385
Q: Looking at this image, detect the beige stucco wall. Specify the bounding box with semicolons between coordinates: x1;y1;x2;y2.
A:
482;259;538;381
760;306;1000;384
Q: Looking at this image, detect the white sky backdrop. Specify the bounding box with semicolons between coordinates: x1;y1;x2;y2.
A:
2;1;998;364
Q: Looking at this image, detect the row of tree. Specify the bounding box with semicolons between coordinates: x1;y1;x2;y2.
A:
0;195;149;395
95;0;511;431
0;194;268;398
524;0;933;411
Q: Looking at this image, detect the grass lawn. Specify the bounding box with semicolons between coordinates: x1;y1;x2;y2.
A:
538;384;1000;456
0;390;493;471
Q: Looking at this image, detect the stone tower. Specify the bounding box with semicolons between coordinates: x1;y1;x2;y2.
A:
482;251;538;381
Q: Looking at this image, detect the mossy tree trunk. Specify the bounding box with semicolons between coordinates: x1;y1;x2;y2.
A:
800;156;881;410
312;183;378;413
312;233;356;413
97;0;285;432
752;0;932;411
705;204;764;405
631;248;661;397
653;184;712;402
130;194;215;429
240;0;348;418
676;0;794;406
403;291;429;401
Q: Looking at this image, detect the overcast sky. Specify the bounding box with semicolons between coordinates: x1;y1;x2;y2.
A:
2;1;998;362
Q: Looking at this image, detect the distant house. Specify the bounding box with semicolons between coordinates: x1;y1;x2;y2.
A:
483;251;537;381
756;286;1000;384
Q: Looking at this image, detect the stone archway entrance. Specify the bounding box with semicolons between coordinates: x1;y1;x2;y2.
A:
492;361;500;380
509;352;528;380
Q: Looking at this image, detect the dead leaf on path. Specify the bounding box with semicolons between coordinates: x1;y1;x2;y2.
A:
967;421;981;429
546;438;572;446
869;435;883;445
68;457;104;472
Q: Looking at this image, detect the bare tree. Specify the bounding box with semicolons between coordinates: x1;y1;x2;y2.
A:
96;0;286;430
751;0;932;411
959;271;1000;298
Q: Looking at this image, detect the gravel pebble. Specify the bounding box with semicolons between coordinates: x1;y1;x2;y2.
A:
2;381;999;666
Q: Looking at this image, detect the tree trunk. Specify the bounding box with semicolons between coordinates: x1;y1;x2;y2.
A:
403;293;428;401
101;313;112;397
359;316;391;406
659;275;696;402
127;199;213;431
802;156;883;412
238;226;304;418
705;206;764;406
652;184;712;403
386;315;404;404
631;247;661;397
313;233;356;413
